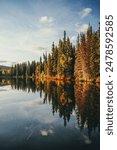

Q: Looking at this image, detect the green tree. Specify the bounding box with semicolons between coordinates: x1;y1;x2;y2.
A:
43;53;47;76
47;54;53;76
27;61;31;76
57;31;75;79
0;67;2;76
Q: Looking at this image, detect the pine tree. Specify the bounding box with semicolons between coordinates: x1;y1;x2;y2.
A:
47;54;53;76
0;67;2;76
50;42;58;76
75;34;83;81
27;61;31;77
10;65;14;76
57;31;75;79
43;53;47;76
75;24;100;82
86;24;92;79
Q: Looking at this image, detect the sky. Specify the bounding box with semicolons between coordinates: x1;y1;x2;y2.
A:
0;0;100;66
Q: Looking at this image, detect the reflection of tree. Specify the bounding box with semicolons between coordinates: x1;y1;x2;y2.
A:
10;79;75;127
0;79;11;86
74;82;100;138
1;79;99;131
43;81;75;126
11;78;38;93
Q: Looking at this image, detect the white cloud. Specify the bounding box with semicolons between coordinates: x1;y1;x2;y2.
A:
80;8;92;18
40;16;54;25
75;23;89;33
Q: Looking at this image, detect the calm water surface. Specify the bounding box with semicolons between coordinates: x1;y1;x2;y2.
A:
0;79;100;150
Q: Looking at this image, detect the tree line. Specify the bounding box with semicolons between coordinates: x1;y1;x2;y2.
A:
11;61;37;78
10;24;100;82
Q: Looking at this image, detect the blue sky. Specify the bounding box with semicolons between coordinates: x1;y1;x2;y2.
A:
0;0;100;66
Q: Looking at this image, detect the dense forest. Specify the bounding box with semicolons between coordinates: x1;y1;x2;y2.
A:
9;24;100;82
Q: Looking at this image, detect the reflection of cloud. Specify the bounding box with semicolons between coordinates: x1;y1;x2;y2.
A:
85;139;92;144
0;60;8;63
40;130;48;136
48;129;54;134
25;99;43;108
80;8;92;18
71;110;76;116
0;89;7;92
83;134;92;144
40;129;54;136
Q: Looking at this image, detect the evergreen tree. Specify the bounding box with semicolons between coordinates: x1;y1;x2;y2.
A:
51;42;58;76
47;54;53;76
0;67;2;76
27;61;31;76
43;53;47;76
57;31;75;79
75;24;100;82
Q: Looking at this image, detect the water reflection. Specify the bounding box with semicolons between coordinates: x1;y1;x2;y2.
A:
42;81;75;127
0;78;11;86
74;82;100;138
0;78;100;139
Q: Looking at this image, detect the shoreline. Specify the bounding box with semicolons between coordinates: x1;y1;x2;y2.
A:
0;75;100;83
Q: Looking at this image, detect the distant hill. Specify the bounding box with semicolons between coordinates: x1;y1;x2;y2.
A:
0;65;11;70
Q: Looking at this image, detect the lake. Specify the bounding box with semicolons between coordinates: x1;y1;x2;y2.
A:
0;79;100;150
